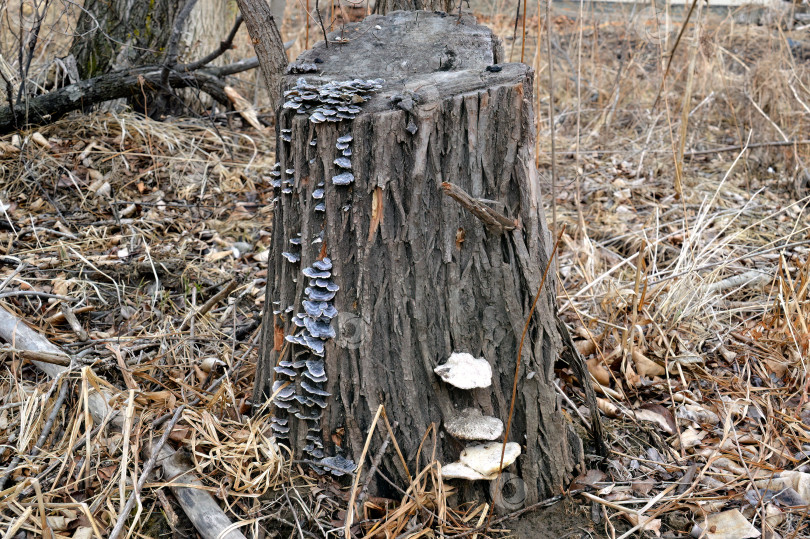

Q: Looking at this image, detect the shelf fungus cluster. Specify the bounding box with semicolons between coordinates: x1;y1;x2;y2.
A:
267;78;383;478
270;259;350;474
282;78;383;124
434;353;522;481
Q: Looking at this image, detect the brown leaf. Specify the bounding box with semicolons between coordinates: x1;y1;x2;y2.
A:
587;357;611;386
169;425;191;443
597;398;620;417
633;350;666;377
636;403;677;435
632;478;656;495
572;469;607;489
576;339;596;357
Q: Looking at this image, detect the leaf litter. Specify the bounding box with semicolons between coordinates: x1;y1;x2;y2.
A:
1;3;810;539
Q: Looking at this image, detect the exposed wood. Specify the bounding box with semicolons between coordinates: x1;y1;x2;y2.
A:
254;11;590;504
234;0;289;112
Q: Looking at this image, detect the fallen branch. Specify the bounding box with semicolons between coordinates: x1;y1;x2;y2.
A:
0;58;260;134
0;305;247;539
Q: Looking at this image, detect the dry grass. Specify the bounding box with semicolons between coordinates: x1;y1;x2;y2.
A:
0;0;810;537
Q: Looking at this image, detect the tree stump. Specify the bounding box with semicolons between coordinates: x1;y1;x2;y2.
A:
254;10;584;505
373;0;456;14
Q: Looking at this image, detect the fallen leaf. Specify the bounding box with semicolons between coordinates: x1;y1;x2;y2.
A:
621;513;661;536
633;350;666;377
31;131;52;149
677;403;720;426
587;357;611;386
597;397;620;417
576;339;596;357
694;509;760;539
633;404;676;435
632;478;656;496
674;426;705;450
572;469;607;489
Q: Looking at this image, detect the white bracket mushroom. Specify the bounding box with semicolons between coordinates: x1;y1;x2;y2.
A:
433;352;492;389
445;408;503;441
442;442;522;481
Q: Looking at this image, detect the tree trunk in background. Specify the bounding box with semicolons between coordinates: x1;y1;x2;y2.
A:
69;0;237;111
235;0;288;112
253;11;585;506
373;0;456;14
70;0;183;79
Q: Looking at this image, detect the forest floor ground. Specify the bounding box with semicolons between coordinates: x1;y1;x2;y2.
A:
1;1;810;538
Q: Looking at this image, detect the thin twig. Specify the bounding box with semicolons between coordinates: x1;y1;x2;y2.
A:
179;15;245;72
108;405;186;539
0;376;70;490
179;279;239;331
441;182;517;233
315;0;329;48
358;424;393;504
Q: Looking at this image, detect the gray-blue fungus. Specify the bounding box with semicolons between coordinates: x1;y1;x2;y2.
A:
334;157;352;169
305;287;336;301
281;252;300;263
271;79;380;478
302;267;331;279
332;172;354;185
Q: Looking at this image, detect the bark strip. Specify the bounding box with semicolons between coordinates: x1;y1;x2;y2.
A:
441;181;518;233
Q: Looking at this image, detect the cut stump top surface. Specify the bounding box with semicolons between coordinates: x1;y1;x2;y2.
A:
294;11;501;80
286;11;514;112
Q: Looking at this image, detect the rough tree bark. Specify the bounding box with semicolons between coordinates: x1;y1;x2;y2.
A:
69;0;239;113
70;0;236;78
234;0;289;112
373;0;456;14
253;10;592;506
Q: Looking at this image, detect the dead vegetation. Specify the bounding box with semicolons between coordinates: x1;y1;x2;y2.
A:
0;0;809;538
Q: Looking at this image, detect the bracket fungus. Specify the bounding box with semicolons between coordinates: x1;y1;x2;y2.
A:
332;172;355;185
270;79;383;479
434;352;493;390
442;442;522;481
460;442;521;477
442;462;495;481
445;408;504;441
